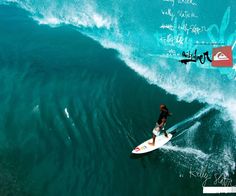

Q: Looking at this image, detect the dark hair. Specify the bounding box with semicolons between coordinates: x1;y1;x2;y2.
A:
160;104;167;110
161;104;171;115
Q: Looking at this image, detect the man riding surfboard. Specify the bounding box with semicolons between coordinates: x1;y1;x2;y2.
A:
148;104;172;146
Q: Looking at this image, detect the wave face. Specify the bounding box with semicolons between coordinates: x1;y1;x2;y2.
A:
2;0;236;128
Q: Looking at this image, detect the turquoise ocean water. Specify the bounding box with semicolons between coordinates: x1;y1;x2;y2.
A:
0;1;235;195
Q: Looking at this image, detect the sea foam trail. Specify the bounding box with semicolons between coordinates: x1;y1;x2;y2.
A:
161;145;209;160
161;122;235;176
167;106;213;134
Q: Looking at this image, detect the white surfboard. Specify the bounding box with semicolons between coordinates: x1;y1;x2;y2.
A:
132;133;172;154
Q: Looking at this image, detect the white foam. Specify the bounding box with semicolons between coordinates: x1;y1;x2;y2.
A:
161;145;209;159
32;104;39;113
161;121;235;175
9;0;113;29
37;16;61;26
64;108;69;118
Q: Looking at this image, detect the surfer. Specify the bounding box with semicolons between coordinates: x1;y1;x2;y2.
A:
148;104;171;146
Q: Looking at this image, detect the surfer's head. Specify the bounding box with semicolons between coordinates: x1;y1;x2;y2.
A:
160;104;167;111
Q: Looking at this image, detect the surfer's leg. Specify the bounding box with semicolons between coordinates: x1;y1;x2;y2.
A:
149;127;160;145
148;134;156;146
163;130;168;138
161;124;168;138
152;134;156;144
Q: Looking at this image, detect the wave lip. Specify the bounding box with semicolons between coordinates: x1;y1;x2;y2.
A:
3;0;114;29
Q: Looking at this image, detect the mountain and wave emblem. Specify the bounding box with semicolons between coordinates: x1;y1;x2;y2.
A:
213;52;229;61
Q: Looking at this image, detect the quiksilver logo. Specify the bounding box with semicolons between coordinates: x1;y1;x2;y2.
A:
212;46;233;66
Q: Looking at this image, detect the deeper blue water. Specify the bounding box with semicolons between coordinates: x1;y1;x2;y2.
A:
0;1;235;196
